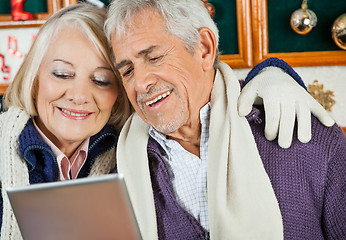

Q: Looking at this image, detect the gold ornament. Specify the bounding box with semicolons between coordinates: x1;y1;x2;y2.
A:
290;0;317;35
202;0;216;18
308;80;336;112
331;13;346;50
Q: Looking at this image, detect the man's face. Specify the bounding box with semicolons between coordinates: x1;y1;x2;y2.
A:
112;10;211;134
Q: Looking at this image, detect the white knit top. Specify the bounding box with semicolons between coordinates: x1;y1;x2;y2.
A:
0;107;116;239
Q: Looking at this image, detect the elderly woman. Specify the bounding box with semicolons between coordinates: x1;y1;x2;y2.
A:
0;3;131;238
0;1;335;239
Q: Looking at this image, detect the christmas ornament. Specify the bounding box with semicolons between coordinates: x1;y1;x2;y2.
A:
290;0;317;35
85;0;105;8
32;34;37;43
331;13;346;50
11;0;33;21
0;54;11;81
202;0;215;18
8;36;23;58
308;80;336;111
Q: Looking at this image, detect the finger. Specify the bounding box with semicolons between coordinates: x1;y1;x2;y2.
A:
309;98;335;127
263;97;280;141
296;101;311;143
278;99;295;149
238;84;258;117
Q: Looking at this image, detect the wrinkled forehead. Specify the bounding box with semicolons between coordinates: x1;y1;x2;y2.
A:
113;7;168;41
111;11;172;56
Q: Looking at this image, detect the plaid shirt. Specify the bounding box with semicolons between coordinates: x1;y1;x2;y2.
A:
149;103;211;231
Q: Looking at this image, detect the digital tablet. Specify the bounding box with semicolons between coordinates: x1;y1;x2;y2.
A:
6;174;142;240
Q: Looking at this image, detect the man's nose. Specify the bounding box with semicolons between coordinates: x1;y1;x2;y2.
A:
133;65;157;93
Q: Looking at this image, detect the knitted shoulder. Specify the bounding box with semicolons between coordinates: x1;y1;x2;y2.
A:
89;146;116;176
0;107;30;126
0;107;30;135
310;116;346;148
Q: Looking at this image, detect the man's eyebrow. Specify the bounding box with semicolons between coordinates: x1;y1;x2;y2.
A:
137;45;156;57
115;45;157;70
115;60;131;70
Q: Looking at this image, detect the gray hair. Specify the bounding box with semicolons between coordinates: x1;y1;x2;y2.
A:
4;3;132;131
105;0;220;63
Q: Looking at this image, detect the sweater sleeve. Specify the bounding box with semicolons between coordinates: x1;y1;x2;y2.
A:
322;127;346;239
244;57;307;91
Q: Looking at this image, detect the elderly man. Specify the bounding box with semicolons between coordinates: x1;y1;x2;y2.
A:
105;0;346;239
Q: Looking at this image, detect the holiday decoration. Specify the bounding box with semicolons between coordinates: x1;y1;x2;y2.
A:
0;54;11;81
290;0;317;35
8;36;23;58
308;80;336;111
85;0;105;8
202;0;215;18
11;0;33;21
331;13;346;50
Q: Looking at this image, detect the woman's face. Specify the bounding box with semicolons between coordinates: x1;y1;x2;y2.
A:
35;27;118;151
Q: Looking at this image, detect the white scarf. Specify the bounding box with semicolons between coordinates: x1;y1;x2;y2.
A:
117;62;283;239
0;107;116;240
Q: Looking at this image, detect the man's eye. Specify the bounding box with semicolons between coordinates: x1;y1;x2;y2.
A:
149;56;163;63
122;68;134;77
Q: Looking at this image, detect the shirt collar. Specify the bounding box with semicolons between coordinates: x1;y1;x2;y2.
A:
32;119;89;161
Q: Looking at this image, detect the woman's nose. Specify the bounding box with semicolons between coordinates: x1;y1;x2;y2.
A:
66;78;91;105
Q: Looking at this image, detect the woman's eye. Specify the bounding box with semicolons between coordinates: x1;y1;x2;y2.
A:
52;71;74;79
93;79;111;87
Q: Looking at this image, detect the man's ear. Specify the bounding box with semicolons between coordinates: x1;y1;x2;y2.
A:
198;27;216;71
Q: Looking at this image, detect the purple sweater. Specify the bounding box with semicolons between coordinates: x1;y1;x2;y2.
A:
147;107;346;240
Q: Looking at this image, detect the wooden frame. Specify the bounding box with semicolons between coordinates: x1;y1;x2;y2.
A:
251;0;346;67
220;0;253;69
62;0;78;7
0;0;63;28
0;85;7;95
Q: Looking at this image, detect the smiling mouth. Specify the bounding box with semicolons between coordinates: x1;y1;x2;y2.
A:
145;90;171;107
58;107;91;117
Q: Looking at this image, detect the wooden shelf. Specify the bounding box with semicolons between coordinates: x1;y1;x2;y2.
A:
0;0;63;28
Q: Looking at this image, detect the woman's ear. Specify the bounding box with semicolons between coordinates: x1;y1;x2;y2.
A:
198;27;216;72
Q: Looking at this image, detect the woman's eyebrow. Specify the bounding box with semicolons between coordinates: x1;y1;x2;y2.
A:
53;59;73;66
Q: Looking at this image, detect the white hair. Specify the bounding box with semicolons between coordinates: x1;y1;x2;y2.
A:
105;0;220;63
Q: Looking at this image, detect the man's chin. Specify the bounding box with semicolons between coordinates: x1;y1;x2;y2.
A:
141;111;185;134
151;120;180;134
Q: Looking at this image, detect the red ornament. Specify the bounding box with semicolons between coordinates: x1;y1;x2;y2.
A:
0;54;11;81
8;36;23;58
11;0;33;21
32;34;36;43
